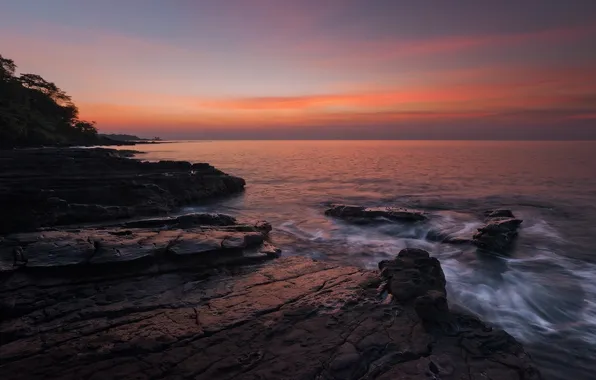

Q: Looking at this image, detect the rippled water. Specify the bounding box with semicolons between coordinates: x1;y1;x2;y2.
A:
117;140;596;380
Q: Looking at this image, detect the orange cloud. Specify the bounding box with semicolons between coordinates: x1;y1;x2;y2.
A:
5;17;594;134
80;81;596;131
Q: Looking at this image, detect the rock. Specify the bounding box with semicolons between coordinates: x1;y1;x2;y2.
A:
325;204;428;224
121;213;237;229
0;252;541;380
427;229;474;245
254;220;273;233
473;211;523;253
176;213;236;227
0;217;278;274
379;248;446;304
484;209;516;219
414;290;449;323
0;148;245;234
443;236;473;245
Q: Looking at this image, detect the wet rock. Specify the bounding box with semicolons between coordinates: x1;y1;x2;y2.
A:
325;204;428;224
379;248;446;304
0;217;277;274
414;290;449;323
473;211;523;253
427;229;474;246
0;246;541;380
0;148;245;234
120;213;237;229
484;209;516;219
176;213;236;227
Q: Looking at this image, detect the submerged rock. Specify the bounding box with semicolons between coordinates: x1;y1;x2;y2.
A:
473;209;523;253
0;249;541;380
325;204;428;224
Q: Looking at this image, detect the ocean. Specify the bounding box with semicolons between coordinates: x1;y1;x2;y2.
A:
117;140;596;380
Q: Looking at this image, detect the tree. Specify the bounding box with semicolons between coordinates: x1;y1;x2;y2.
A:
0;53;100;147
0;54;16;80
19;73;72;105
73;120;98;136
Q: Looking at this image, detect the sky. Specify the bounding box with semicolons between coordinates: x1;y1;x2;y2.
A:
1;0;596;139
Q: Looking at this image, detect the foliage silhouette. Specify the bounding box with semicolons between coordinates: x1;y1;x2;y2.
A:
0;53;101;148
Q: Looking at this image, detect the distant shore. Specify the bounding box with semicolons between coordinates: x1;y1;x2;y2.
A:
2;136;168;150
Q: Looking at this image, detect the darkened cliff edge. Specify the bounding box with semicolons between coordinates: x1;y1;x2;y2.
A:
0;148;541;379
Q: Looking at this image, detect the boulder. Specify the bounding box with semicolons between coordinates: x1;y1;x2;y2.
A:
473;210;523;253
379;248;449;324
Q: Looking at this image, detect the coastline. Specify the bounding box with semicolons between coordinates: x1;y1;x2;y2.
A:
0;147;542;379
0;138;166;150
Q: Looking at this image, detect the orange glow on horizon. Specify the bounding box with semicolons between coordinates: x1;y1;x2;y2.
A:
2;6;595;136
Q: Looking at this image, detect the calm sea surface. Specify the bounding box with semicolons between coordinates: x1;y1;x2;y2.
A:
117;140;596;380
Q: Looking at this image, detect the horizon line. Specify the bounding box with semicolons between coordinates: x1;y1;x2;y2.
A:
135;138;596;142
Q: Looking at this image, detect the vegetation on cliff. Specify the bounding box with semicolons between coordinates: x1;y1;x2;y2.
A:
0;53;101;148
100;133;162;142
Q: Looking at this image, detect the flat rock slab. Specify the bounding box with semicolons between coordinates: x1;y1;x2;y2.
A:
0;214;278;274
0;251;541;380
325;204;428;224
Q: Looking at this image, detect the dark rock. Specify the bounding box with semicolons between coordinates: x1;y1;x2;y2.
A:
120;213;237;229
176;213;236;227
484;209;516;219
427;229;474;245
425;229;448;242
0;252;541;380
0;148;245;234
473;211;523;253
414;289;449;323
379;248;446;304
152;160;192;171
0;217;277;274
254;220;273;233
325;204;428;224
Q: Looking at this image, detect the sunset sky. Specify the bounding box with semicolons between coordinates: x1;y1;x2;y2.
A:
2;0;596;139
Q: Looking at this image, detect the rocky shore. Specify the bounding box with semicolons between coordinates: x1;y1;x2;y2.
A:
0;148;541;379
0;148;245;234
325;204;524;256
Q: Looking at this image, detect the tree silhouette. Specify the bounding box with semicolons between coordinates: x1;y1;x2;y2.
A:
0;53;98;147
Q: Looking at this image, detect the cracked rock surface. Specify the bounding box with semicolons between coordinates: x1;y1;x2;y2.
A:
0;248;541;380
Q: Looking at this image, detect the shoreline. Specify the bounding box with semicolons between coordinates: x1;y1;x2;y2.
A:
0;147;542;379
0;139;167;150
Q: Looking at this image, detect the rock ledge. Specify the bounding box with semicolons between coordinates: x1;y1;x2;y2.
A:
0;248;541;380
